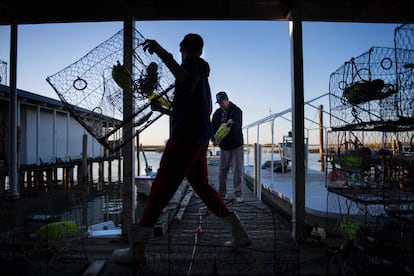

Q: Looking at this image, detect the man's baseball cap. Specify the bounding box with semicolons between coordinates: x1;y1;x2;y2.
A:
216;91;228;103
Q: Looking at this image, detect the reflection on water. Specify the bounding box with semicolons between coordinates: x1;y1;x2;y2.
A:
24;185;124;234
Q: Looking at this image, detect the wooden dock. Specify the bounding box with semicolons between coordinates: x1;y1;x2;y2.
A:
4;158;410;275
80;161;333;276
0;158;341;275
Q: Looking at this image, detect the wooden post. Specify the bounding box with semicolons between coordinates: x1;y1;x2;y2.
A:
118;156;122;183
108;159;112;185
69;167;74;188
18;170;25;194
77;165;82;187
63;167;69;189
253;143;262;199
81;134;89;229
136;130;140;176
290;19;306;243
35;170;42;189
121;17;136;230
318;105;324;172
98;160;104;190
46;169;53;189
8;24;20;198
53;167;58;186
89;161;93;184
27;170;33;189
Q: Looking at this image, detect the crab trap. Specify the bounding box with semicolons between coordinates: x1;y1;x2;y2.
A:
47;28;175;152
329;46;400;131
394;24;414;121
329;24;414;132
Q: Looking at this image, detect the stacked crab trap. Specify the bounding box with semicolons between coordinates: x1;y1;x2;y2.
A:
47;28;175;152
329;25;414;132
325;24;414;250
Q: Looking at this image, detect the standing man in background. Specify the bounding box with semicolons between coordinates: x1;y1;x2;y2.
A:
212;91;244;203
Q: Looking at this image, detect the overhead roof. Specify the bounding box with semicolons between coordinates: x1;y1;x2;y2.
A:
0;0;413;25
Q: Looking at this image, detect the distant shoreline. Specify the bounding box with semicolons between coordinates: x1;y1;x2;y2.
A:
141;144;322;154
140;145;165;152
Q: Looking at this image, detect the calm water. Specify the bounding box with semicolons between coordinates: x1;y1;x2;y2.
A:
138;147;323;175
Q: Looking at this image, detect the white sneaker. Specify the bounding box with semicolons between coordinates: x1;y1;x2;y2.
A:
235;196;243;203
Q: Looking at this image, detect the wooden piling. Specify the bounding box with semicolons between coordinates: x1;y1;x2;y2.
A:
108;159;112;184
318;104;324;172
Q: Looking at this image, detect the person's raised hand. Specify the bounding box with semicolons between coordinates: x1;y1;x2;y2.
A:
142;39;161;55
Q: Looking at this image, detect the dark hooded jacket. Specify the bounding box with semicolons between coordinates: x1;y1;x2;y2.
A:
170;56;212;147
211;101;243;150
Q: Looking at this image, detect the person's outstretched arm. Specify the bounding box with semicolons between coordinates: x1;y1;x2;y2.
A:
142;39;187;83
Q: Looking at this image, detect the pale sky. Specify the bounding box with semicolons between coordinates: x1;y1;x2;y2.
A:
0;21;400;145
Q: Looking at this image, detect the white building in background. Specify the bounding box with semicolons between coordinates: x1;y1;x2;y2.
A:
0;84;118;166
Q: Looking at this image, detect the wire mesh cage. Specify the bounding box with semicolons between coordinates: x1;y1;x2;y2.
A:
326;25;414;270
326;129;414;220
329;46;399;130
46;28;175;153
394;24;414;121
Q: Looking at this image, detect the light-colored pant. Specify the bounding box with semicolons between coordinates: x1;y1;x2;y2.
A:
219;145;244;198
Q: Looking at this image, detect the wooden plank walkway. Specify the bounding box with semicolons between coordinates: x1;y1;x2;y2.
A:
79;160;332;275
